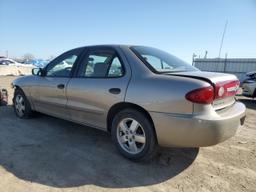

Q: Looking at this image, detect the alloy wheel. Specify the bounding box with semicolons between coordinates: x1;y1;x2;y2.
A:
15;94;25;117
116;118;146;154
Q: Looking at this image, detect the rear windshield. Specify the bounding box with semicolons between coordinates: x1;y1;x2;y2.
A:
131;46;198;73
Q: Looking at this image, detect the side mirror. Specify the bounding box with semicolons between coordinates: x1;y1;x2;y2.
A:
32;68;46;76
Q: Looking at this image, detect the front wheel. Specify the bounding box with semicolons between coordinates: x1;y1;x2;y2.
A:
111;109;157;161
13;89;33;118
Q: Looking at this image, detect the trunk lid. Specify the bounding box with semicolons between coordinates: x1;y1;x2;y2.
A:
166;71;239;110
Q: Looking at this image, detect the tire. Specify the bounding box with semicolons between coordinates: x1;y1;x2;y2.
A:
111;109;157;161
253;89;256;99
13;88;33;119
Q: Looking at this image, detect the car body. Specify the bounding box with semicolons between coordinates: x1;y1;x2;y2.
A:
242;71;256;98
12;45;246;160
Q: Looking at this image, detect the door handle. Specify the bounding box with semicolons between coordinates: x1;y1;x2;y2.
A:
109;88;121;94
57;84;65;89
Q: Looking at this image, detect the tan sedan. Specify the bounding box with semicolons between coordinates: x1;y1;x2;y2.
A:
12;45;246;161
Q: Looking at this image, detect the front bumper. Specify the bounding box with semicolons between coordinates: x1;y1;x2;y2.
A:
150;102;246;147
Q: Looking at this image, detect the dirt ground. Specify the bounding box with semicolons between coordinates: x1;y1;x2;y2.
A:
0;76;255;192
0;65;33;76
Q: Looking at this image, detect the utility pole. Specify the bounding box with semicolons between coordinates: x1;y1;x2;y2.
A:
204;50;208;59
192;53;197;66
6;50;8;58
218;20;228;58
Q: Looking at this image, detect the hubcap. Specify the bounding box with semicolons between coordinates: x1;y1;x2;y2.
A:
15;94;25;117
117;118;146;154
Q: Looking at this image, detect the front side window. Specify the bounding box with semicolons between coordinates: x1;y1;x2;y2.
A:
46;49;81;77
79;49;124;78
131;46;198;73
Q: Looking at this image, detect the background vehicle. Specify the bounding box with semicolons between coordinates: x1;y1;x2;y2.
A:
242;71;256;98
25;59;50;68
12;45;246;161
0;58;16;65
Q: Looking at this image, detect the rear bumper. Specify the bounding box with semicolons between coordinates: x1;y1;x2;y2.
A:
150;102;246;147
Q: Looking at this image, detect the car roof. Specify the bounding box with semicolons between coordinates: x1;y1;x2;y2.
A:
74;44;131;49
76;44;157;51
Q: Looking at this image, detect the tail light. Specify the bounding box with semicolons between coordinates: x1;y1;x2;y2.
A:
185;86;214;104
215;80;239;99
186;80;239;104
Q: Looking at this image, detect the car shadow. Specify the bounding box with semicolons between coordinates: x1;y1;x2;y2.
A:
0;105;199;188
237;98;256;110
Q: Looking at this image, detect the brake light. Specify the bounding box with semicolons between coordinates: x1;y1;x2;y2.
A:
185;86;214;104
215;80;239;99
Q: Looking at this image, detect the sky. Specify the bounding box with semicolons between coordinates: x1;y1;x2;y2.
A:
0;0;255;63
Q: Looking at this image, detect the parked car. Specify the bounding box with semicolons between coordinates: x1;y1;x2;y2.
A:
0;59;15;65
26;59;50;68
242;71;256;98
0;58;25;66
12;45;246;161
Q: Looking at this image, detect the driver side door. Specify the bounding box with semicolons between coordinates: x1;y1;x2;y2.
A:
30;48;83;119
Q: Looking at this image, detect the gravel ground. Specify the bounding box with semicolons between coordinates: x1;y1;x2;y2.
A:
0;76;255;192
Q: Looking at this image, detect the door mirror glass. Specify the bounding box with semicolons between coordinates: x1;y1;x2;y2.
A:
32;68;46;76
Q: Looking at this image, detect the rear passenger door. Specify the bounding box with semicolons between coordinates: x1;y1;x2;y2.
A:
66;47;131;130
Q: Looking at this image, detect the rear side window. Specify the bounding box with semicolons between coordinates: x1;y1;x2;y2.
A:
108;57;123;77
78;49;124;78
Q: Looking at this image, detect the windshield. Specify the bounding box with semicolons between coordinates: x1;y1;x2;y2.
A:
131;46;198;73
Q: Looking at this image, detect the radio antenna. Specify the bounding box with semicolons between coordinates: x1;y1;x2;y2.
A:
218;20;228;58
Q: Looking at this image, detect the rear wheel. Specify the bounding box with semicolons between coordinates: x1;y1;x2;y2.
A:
111;109;157;161
13;89;33;118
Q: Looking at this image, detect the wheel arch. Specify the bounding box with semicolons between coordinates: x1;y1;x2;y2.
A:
107;102;158;142
13;85;35;110
13;85;22;91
